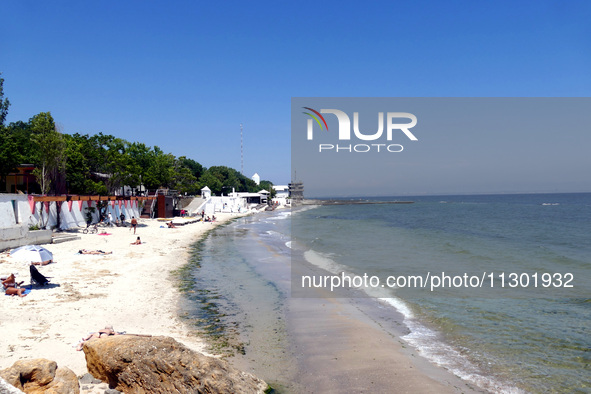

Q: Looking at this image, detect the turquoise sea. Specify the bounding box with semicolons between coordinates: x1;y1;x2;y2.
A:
179;193;591;393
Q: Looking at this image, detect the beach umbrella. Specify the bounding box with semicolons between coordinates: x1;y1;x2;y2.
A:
10;245;53;263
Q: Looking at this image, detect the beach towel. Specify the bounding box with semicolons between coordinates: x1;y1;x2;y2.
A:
30;265;50;286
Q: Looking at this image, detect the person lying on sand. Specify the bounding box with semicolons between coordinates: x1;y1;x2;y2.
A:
76;325;123;351
131;236;142;245
5;287;27;297
31;260;54;266
2;274;24;289
78;249;113;255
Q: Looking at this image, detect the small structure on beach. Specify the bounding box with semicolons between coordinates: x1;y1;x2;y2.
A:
258;189;270;203
201;186;211;199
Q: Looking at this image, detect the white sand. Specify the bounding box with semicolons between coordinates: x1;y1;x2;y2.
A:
0;213;247;376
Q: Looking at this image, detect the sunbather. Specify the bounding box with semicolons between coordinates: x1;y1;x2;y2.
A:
31;260;53;266
76;325;122;351
78;249;112;255
167;221;176;228
5;287;27;297
2;274;24;289
131;236;142;245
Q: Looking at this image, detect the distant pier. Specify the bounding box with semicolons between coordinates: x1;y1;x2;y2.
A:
301;199;414;206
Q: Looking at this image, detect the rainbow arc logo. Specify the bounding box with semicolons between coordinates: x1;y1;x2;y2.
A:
302;107;329;131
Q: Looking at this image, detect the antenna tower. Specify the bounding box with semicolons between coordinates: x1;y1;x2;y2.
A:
240;123;244;175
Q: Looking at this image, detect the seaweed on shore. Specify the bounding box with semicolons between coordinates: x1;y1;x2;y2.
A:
172;218;248;357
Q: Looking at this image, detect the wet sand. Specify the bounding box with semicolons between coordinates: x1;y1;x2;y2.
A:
204;212;485;393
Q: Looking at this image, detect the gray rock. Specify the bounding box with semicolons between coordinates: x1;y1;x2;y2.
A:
79;373;95;384
0;376;24;394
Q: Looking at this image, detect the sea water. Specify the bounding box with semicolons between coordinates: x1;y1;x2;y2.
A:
180;193;590;393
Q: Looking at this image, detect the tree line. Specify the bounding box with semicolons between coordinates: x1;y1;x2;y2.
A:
0;73;275;197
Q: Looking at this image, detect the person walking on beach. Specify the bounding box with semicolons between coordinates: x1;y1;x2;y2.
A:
107;212;113;227
130;216;138;234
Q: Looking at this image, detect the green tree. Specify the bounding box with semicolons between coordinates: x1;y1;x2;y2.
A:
30;112;66;194
126;142;152;191
179;157;204;181
259;180;276;198
0;73;19;186
144;146;175;189
63;133;106;194
0;72;9;127
171;156;198;194
198;166;258;195
197;172;222;195
0;128;20;185
87;133;134;194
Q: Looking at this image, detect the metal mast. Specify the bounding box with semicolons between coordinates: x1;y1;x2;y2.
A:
240;123;244;175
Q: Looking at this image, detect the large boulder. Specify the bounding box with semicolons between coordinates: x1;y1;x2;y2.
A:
83;335;268;393
0;359;79;394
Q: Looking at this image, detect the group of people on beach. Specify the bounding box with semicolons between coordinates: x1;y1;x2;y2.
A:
100;212;129;228
3;216;144;297
199;210;215;222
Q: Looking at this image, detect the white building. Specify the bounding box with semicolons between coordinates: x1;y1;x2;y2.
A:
273;185;289;199
251;173;260;185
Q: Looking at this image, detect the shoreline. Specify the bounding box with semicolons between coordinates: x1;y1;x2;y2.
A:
185;210;486;393
0;213;247;380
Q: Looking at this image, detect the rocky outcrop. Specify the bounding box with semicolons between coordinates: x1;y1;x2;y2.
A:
0;359;79;394
83;335;268;393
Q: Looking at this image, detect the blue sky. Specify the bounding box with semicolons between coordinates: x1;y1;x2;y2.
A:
2;1;590;193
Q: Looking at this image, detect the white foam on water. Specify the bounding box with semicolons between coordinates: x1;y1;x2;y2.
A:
303;249;348;277
375;296;414;319
266;211;292;221
301;248;522;394
401;320;523;394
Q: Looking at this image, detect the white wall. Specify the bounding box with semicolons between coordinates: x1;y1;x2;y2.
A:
0;195;52;250
1;196;141;231
196;196;251;216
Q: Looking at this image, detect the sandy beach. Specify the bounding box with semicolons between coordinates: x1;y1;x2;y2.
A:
0;213;243;380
